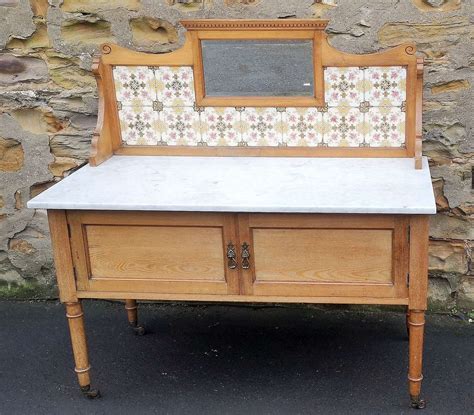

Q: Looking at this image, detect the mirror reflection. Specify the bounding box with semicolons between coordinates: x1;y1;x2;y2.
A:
201;40;314;97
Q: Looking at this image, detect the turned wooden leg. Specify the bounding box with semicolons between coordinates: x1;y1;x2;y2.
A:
408;309;426;409
65;302;101;399
406;308;410;339
124;299;145;335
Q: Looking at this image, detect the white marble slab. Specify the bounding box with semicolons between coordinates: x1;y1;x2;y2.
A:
27;156;436;214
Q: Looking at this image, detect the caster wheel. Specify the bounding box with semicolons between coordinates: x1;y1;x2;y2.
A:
410;397;426;409
134;325;146;336
81;385;101;399
129;322;146;336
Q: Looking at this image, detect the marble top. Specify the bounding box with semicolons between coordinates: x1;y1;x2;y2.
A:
27;156;436;214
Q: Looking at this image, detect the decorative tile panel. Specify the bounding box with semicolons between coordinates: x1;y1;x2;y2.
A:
113;66;156;107
364;107;405;147
112;65;407;148
365;66;406;107
200;107;240;146
324;67;364;107
240;108;282;146
324;107;365;147
161;107;201;146
118;106;161;146
281;108;323;146
157;66;195;107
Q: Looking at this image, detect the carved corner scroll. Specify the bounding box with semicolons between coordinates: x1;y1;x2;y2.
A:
415;57;424;170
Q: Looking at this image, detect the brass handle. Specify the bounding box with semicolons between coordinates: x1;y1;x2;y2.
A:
241;242;250;269
226;243;237;269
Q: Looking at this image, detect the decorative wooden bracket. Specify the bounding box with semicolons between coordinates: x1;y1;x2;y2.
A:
415;57;424;170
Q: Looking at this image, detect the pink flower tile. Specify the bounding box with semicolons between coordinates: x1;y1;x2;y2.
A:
119;106;161;146
364;107;405;147
281;108;323;146
323;107;365;147
239;108;282;146
113;66;156;107
160;107;201;145
324;67;364;107
200;107;240;146
365;66;406;107
156;66;195;107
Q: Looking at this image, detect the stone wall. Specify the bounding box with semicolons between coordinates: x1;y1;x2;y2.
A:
0;0;472;310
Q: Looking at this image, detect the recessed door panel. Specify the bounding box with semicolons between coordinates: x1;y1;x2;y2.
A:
68;211;239;295
239;214;408;299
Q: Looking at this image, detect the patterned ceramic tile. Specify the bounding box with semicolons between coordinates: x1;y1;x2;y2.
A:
113;65;407;148
119;106;161;145
161;107;201;145
200;107;240;146
365;66;406;107
324;107;364;147
113;66;156;107
239;108;282;146
156;66;195;107
324;67;364;107
364;107;405;147
281;108;323;146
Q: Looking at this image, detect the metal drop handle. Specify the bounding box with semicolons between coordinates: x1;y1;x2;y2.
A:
226;243;237;269
241;242;250;269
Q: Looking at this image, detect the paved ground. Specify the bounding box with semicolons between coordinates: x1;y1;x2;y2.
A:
0;300;472;415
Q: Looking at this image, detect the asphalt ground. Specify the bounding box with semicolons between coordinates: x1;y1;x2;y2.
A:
0;300;472;415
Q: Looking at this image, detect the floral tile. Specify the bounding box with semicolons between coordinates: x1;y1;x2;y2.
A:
324;67;364;107
239;108;282;146
364;66;406;107
156;66;195;107
281;108;323;146
200;107;241;146
323;107;365;147
161;107;201;145
113;66;157;107
119;106;161;146
364;107;405;147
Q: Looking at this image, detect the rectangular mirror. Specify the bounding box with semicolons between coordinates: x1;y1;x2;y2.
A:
201;39;314;97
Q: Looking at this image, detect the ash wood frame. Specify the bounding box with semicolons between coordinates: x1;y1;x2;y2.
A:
90;19;423;168
52;18;431;408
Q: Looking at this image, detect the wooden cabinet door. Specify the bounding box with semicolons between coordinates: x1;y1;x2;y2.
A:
238;214;409;300
68;211;239;296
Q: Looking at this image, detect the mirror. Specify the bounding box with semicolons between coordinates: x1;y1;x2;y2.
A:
201;40;314;97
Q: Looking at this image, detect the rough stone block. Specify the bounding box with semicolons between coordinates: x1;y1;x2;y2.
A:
0;54;48;85
10;108;66;135
29;0;48;17
48;156;79;177
6;23;50;50
429;240;467;274
61;19;114;46
457;277;474;309
0;0;19;6
0;137;24;172
431;80;470;95
430;214;474;241
49;132;91;160
378;18;470;48
411;0;461;12
130;17;178;47
225;0;261;5
61;0;140;13
167;0;205;12
428;276;455;310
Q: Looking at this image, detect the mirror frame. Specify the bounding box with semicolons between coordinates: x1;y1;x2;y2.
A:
182;19;327;107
